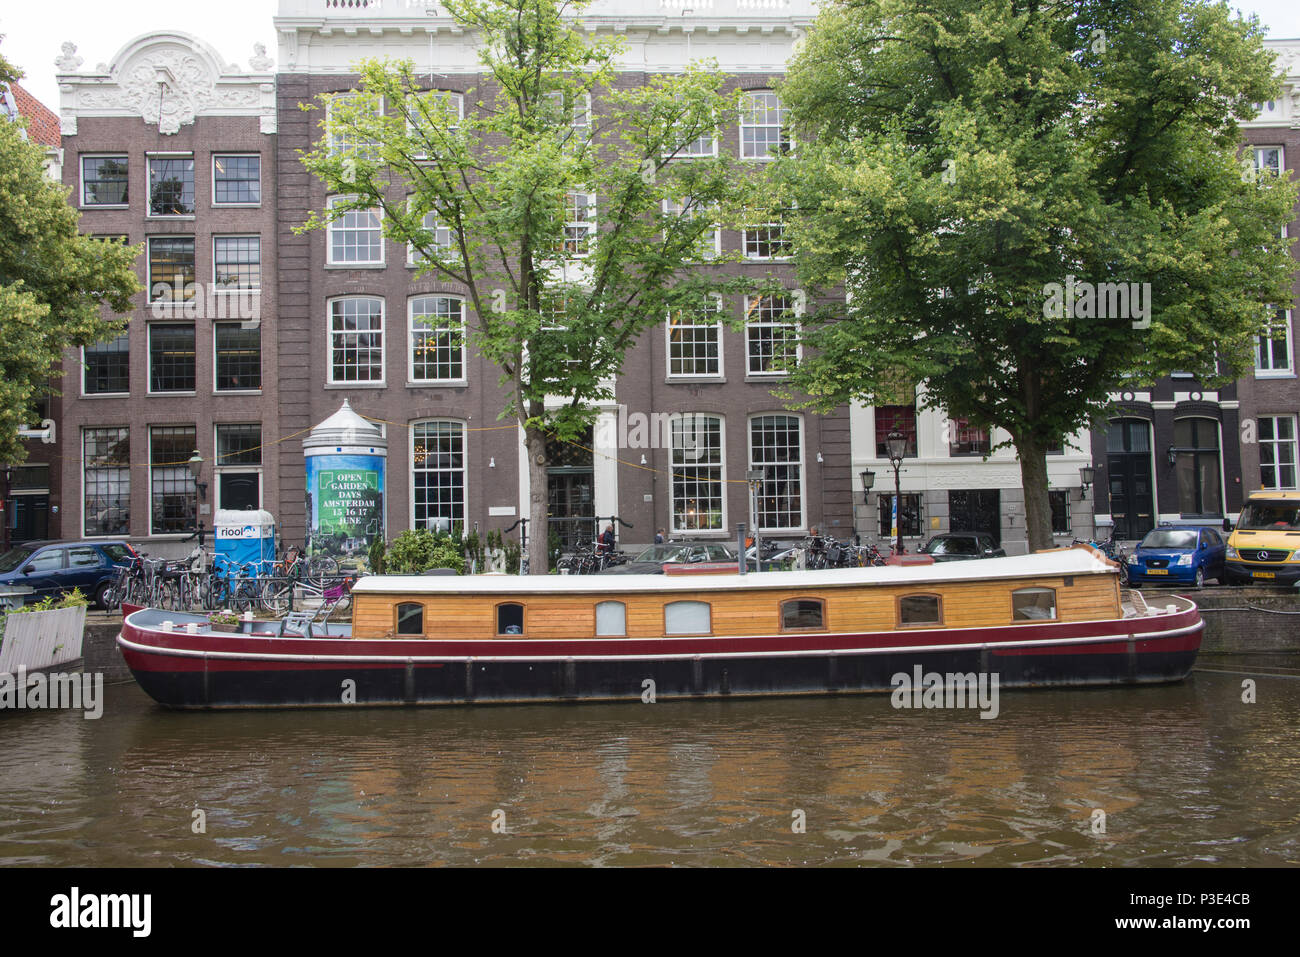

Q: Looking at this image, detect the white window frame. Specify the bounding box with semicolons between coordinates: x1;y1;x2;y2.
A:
1255;309;1294;378
670;413;727;535
145;152;196;218
326;92;383;158
407;208;458;266
213;423;264;511
663;198;720;260
211;154;262;207
408;295;467;385
327;296;386;386
409;419;468;533
742;221;791;261
744;293;802;377
563;190;596;257
740;91;791;161
667;113;717;159
212;235;262;293
1260;414;1298;490
749;413;806;533
406;90;464;161
666;295;724;380
1254;145;1284;177
327;196;385;266
80;154;129;208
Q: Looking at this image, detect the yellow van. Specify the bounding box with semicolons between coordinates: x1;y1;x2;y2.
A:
1224;490;1300;584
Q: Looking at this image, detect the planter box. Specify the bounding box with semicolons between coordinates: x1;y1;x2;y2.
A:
209;621;240;633
0;605;88;674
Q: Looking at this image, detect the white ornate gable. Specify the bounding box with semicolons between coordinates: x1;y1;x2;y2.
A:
57;32;276;136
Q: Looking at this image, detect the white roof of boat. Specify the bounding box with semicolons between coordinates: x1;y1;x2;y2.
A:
353;548;1116;595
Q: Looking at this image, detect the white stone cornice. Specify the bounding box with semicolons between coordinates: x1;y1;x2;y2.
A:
59;32;276;135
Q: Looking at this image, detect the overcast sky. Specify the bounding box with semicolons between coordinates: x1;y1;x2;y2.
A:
4;0;1300;111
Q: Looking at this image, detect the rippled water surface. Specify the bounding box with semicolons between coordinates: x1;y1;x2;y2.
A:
2;666;1297;866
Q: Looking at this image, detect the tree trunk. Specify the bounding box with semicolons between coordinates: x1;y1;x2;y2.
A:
1016;434;1055;553
524;424;549;574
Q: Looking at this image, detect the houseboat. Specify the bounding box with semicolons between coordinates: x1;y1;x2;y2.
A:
116;547;1203;710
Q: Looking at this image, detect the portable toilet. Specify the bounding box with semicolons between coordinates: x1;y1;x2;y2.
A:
214;509;277;578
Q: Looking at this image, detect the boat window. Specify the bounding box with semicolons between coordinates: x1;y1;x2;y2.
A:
664;600;711;635
899;594;941;627
596;600;626;637
396;602;424;635
1012;588;1057;621
497;602;524;635
782;598;824;630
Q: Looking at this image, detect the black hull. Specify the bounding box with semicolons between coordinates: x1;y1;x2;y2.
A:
127;645;1201;710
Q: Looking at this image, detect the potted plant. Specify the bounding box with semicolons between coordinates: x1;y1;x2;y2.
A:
207;610;240;633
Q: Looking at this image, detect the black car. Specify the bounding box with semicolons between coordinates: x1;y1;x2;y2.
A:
0;540;138;609
919;533;1006;562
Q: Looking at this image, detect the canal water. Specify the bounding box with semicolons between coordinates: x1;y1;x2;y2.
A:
1;664;1297;867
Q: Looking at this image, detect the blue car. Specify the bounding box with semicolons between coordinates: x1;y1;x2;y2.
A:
1126;526;1225;589
0;540;138;609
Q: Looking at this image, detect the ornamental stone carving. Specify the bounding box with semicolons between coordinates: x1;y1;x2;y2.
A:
250;43;274;72
54;42;83;72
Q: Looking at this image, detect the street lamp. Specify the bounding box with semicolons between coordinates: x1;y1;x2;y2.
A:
859;469;876;503
187;450;207;547
885;430;908;556
1079;465;1095;501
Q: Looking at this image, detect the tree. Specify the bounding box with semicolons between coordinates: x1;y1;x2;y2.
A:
776;0;1297;550
0;46;141;464
299;0;744;572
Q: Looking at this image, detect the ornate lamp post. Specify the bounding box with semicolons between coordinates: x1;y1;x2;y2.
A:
885;430;908;556
187;450;207;547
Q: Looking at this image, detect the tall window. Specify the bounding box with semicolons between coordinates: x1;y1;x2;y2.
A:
1254;146;1283;176
879;494;922;538
83;427;130;536
743;215;791;260
667;298;722;378
751;415;803;531
407;90;463;161
409;295;465;383
544;91;591;152
663;197;719;260
1255;309;1293;376
327;92;382;158
148;324;196;393
740;91;790;160
84;333;129;395
148;237;195;303
1260;416;1298;489
150;425;197;534
563;191;596;255
745;294;800;375
81;155;128;206
1173;417;1222;516
329;297;385;383
1049;490;1071;534
670;116;716;158
213;154;261;205
147;155;195;215
214;236;261;291
214;323;261;391
408;210;457;265
948;416;990;456
327;197;384;265
215;424;262;511
875;404;917;457
412;420;466;531
671;414;724;533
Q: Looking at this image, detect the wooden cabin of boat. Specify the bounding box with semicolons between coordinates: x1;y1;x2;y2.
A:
347;547;1123;640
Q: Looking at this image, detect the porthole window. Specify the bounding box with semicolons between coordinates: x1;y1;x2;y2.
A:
781;598;824;630
596;601;626;637
396;602;424;635
899;594;942;627
497;602;524;635
665;600;711;635
1012;588;1057;621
